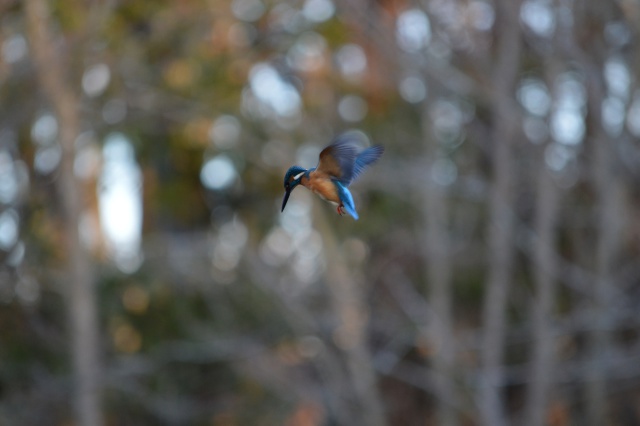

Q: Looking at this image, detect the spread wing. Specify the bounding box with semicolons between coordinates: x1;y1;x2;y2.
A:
351;145;384;183
316;135;358;185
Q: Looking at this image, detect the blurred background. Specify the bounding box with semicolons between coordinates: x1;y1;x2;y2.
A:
2;0;640;425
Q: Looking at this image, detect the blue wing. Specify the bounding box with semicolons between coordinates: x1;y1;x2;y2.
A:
316;134;384;187
316;135;359;185
334;181;359;220
350;145;384;184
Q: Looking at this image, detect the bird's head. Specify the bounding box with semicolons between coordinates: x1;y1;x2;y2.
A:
281;166;307;212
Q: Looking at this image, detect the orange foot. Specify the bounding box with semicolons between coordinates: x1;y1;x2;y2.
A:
336;205;345;216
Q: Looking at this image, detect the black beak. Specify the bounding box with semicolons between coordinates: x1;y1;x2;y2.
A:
281;188;292;212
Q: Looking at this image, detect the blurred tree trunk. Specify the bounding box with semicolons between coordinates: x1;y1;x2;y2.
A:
315;208;387;426
24;1;103;425
586;118;622;426
564;2;622;423
523;46;565;426
421;110;456;426
479;0;522;425
524;155;560;426
577;14;622;420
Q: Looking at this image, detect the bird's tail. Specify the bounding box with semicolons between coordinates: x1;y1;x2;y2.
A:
335;181;359;220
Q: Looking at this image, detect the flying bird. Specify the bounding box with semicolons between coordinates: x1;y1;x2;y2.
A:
281;134;384;220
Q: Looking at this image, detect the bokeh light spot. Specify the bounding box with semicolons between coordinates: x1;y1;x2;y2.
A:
336;44;367;80
551;108;584;145
396;9;431;53
602;96;625;137
201;155;238;190
431;158;457;186
338;95;368;122
34;145;62;175
122;285;150;314
545;143;573;171
209;115;241;149
0;209;19;251
302;0;335;22
113;323;142;353
0;152;18;204
469;1;495;31
31;114;58;146
82;64;111;97
604;58;630;100
249;63;302;118
2;34;27;64
288;32;327;73
399;76;427;104
99;133;143;273
518;79;551;117
520;0;555;37
231;0;266;22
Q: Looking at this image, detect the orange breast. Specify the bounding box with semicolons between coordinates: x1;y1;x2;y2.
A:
302;172;340;204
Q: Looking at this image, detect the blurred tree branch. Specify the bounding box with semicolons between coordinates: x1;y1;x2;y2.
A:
314;206;387;426
479;0;523;425
421;109;457;425
24;0;103;425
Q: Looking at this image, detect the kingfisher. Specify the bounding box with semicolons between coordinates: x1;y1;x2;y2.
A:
281;134;384;220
